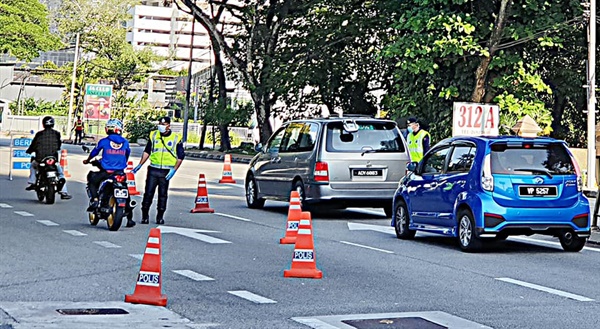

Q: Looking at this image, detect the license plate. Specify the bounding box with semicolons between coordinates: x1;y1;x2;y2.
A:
114;189;129;198
353;169;383;177
46;171;57;178
518;185;557;197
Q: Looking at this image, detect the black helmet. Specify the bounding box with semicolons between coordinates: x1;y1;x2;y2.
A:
42;116;55;129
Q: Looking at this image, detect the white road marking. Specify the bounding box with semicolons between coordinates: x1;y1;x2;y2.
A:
93;241;121;248
496;277;594;302
63;230;87;236
173;270;215;281
347;222;395;235
228;290;276;304
159;225;231;244
509;236;600;253
340;241;394;254
129;254;144;260
214;212;252;222
0;203;13;208
15;211;34;217
36;220;58;226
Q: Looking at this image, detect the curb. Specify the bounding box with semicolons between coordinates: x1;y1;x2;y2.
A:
184;151;253;164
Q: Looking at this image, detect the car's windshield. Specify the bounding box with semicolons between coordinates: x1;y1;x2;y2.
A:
490;142;576;175
326;121;405;152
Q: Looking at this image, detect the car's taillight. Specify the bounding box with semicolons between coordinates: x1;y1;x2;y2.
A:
571;155;583;192
314;161;329;182
481;153;493;191
45;158;55;166
115;174;127;183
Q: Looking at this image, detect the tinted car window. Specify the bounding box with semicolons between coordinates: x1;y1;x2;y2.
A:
447;146;476;173
280;122;306;153
326;121;405;152
490;142;575;175
421;147;450;174
266;128;286;153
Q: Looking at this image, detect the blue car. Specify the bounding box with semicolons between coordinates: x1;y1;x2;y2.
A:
391;135;590;252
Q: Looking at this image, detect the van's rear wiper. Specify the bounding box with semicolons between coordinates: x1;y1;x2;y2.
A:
513;168;553;179
361;149;378;156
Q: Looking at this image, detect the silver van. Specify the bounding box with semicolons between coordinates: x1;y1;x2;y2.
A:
245;116;410;217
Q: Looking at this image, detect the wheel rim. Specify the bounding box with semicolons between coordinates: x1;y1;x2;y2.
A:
295;184;304;202
247;180;256;204
107;198;116;227
459;215;472;246
396;205;407;234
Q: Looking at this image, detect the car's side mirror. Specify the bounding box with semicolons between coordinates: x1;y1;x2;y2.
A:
254;143;263;152
406;161;419;173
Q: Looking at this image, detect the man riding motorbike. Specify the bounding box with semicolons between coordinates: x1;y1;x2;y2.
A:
82;118;135;227
26;116;72;200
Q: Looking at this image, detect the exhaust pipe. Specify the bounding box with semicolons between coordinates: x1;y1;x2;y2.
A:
129;200;138;209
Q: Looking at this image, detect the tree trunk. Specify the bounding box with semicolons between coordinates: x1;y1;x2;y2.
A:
471;0;511;103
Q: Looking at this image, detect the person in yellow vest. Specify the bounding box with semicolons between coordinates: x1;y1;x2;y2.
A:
72;115;85;144
406;117;430;163
132;116;185;224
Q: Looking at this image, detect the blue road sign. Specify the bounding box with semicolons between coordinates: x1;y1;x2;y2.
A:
12;138;32;147
12;161;31;170
13;150;31;158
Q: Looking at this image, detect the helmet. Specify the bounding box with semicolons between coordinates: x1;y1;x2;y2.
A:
42;116;55;129
105;118;123;135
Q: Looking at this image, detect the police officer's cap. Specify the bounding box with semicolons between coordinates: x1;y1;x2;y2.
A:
406;117;419;125
158;116;171;124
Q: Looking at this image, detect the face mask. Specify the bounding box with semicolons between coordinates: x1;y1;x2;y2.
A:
407;127;413;134
157;125;167;133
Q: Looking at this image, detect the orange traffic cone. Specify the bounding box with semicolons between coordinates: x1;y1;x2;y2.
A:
280;191;303;244
125;228;168;306
218;154;236;184
60;149;71;178
284;211;323;279
191;173;215;213
126;161;140;196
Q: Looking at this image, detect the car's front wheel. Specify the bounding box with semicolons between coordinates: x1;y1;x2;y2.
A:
394;200;415;239
246;175;265;209
457;209;481;252
559;231;586;252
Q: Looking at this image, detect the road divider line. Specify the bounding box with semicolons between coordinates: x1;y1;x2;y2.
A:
63;230;87;236
36;220;58;226
173;270;215;281
214;213;252;222
0;203;13;208
15;211;34;217
227;290;276;304
340;241;394;254
496;277;594;302
94;241;121;248
509;236;600;253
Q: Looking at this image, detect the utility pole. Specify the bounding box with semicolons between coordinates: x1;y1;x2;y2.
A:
183;12;196;143
586;0;597;190
67;33;80;141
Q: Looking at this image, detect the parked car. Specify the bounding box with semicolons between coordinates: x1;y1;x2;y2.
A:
245;115;410;217
391;135;590;252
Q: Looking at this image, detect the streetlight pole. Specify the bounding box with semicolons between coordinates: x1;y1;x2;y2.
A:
183;13;196;144
67;33;80;140
586;0;597;190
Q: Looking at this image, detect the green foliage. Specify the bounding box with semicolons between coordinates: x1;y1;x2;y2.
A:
0;0;62;61
8;98;68;116
123;108;167;142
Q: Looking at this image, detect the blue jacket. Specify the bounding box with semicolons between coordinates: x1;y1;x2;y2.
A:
89;134;131;171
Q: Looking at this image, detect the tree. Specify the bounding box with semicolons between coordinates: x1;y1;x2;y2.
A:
0;0;62;61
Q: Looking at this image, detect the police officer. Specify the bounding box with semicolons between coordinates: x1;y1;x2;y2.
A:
132;117;184;224
406;117;431;163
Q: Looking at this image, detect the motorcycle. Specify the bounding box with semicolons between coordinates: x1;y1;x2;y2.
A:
34;156;64;205
85;159;136;231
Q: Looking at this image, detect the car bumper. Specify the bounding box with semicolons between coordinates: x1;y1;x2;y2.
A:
305;182;396;206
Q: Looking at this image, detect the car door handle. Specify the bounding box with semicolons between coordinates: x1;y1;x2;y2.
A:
270;157;281;163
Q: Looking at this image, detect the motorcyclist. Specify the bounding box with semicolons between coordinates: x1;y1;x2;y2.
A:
25;116;72;200
82;118;135;228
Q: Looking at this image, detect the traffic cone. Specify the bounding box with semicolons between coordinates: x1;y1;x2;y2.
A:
191;173;215;213
280;191;302;244
218;154;236;184
125;161;140;196
125;228;168;306
284;211;323;279
60;149;71;178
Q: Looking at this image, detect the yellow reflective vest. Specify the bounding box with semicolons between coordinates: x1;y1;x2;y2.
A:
407;130;430;163
149;130;181;169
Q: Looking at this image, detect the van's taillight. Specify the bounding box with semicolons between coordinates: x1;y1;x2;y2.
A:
482;154;494;192
571;155;583;192
45;158;55;166
115;174;127;183
314;162;329;182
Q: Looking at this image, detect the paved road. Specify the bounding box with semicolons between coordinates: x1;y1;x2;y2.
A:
2;139;600;329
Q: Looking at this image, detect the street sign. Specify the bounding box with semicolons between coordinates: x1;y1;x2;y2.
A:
12;162;31;170
452;102;500;136
13;150;31;158
12;138;32;147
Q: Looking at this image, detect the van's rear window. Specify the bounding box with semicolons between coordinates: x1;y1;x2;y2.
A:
490;142;575;175
326;121;406;152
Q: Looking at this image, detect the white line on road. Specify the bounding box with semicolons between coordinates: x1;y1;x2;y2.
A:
0;203;13;208
173;270;215;281
509;236;600;253
496;277;594;302
214;213;252;222
36;220;58;226
129;254;143;260
15;211;34;217
63;230;87;236
94;241;121;248
228;290;276;304
340;241;394;254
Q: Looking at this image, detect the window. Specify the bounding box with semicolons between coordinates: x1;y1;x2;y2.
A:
490;142;575;175
279;122;305;153
421;147;450;174
266;128;286;153
326;121;405;152
447;146;476;173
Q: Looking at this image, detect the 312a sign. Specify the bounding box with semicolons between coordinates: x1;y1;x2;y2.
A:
452;102;500;137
